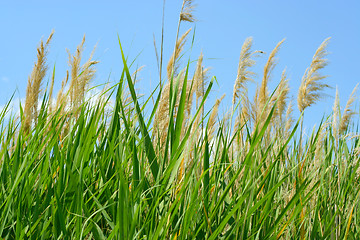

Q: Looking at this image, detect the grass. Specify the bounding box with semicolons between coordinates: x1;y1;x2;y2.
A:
1;0;360;239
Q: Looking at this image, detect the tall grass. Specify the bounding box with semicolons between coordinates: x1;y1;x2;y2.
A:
1;1;360;239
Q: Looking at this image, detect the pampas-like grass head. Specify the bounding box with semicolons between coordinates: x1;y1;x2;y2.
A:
167;28;191;81
67;35;99;112
232;37;256;107
180;0;196;23
339;83;358;135
23;30;54;133
297;38;331;113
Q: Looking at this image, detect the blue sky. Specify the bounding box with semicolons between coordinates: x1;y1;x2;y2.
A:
1;1;359;129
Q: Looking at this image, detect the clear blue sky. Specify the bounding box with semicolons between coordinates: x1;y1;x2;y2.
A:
1;1;359;129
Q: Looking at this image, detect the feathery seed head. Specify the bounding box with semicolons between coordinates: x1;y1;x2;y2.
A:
180;0;196;22
167;28;192;80
339;83;358;135
297;37;331;112
23;30;54;132
332;86;340;140
232;37;256;107
208;94;225;139
260;38;285;107
271;69;290;120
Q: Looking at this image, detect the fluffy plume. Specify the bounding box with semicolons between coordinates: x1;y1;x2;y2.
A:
297;38;331;113
167;28;192;80
180;0;196;22
208;94;225;140
23;30;54;132
332;87;340;140
284;100;294;137
259;39;285;109
67;35;99;112
339;83;358;134
272;69;290;120
232;37;256;107
194;52;204;102
55;70;69;112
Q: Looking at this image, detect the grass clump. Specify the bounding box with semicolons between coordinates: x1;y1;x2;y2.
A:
1;1;360;239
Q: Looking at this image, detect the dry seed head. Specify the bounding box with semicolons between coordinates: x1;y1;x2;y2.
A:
23;30;54;132
232;37;255;106
67;35;98;112
260;39;285;108
284;100;294;135
297;38;331;112
208;94;225;139
180;0;196;22
332;87;340;140
272;69;290;120
48;67;56;113
194;52;204;101
167;28;192;80
153;81;171;146
339;83;358;135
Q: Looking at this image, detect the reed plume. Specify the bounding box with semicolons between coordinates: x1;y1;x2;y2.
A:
167;28;191;80
297;38;331;113
194;52;204;105
339;83;358;135
23;30;54;133
180;0;196;23
253;39;284;132
208;94;225;140
232;37;256;108
259;39;285;109
332;87;340;141
55;70;69;113
272;68;290;120
284;100;294;138
48;66;56;113
67;35;99;113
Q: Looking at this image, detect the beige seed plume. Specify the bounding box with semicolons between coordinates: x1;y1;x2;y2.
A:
180;0;196;22
271;68;290;120
284;100;294;136
167;28;192;80
297;38;331;113
67;35;99;112
55;70;69;112
208;94;225;139
48;66;56;113
332;87;340;140
232;37;256;107
339;83;358;134
194;52;204;101
259;39;285;108
23;30;54;132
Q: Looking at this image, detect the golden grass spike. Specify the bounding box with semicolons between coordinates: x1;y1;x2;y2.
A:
194;52;204;103
68;35;85;108
55;70;69;112
232;37;255;107
340;83;358;135
48;66;55;113
208;94;225;140
297;38;331;113
272;68;290;120
67;35;98;113
153;81;171;146
332;87;340;141
284;100;294;136
23;30;54;133
180;0;196;23
167;28;192;80
259;39;285;109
